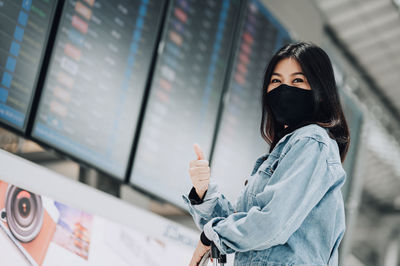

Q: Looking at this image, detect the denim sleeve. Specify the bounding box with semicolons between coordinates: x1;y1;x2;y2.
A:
202;136;338;254
182;181;235;231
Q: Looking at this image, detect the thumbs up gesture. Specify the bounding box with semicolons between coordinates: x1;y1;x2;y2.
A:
189;143;210;199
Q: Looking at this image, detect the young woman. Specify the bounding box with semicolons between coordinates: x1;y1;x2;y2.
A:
183;42;350;265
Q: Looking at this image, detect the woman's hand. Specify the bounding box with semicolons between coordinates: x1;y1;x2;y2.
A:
189;144;210;199
189;240;211;266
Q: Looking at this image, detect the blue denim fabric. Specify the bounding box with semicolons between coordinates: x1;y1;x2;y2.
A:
182;124;346;265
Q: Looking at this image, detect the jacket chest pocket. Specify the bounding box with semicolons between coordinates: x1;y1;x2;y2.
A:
248;156;280;200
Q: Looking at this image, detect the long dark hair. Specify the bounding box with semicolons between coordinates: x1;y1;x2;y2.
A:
260;42;350;163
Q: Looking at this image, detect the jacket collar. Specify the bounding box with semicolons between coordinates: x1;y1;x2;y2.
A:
258;123;329;160
251;127;299;175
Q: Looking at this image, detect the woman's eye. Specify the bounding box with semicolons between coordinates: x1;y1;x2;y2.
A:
293;78;304;83
271;79;280;83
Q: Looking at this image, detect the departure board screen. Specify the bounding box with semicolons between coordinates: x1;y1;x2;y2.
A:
0;0;57;132
129;0;241;208
32;0;166;179
338;88;363;200
210;0;291;202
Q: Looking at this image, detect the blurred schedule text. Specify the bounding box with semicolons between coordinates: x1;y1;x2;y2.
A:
0;0;57;131
130;0;240;208
211;0;291;202
32;0;165;179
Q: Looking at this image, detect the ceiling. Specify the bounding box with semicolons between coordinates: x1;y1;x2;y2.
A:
314;0;400;116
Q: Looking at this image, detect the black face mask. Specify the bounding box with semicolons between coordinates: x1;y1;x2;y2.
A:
266;83;315;127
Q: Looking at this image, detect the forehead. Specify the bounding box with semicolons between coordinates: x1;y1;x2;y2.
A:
273;57;303;74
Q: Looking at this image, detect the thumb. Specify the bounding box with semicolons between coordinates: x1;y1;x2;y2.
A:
193;143;205;160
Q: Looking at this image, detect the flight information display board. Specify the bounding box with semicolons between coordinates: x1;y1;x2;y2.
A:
0;0;57;132
32;0;166;179
338;88;363;200
129;0;241;208
210;0;291;202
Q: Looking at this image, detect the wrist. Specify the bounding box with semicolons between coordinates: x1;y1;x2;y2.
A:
195;188;206;199
200;231;212;246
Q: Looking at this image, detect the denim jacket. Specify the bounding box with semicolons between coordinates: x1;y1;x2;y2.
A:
182;124;346;265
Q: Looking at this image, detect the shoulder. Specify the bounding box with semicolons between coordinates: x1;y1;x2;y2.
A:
278;124;331;158
288;124;331;147
282;124;342;164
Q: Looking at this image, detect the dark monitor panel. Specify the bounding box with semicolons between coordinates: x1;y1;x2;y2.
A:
0;0;57;132
210;0;291;202
32;0;166;179
129;0;241;208
338;88;363;200
330;60;363;200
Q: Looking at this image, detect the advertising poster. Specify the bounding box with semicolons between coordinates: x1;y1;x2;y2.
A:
0;179;198;266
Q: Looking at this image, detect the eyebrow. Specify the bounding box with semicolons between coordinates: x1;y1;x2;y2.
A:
271;72;305;76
